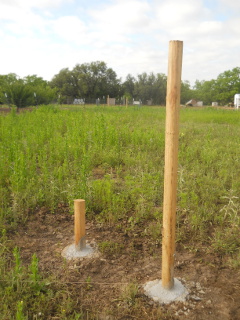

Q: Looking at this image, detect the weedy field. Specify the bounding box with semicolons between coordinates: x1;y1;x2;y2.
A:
0;105;240;319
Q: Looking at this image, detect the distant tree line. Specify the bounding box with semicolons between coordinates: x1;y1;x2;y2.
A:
50;61;192;105
0;61;240;107
193;67;240;105
0;74;56;109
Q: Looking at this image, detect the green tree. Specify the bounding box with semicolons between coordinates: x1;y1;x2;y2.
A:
193;79;218;105
0;74;18;104
24;75;57;105
0;74;56;107
155;73;167;105
180;80;193;104
50;61;121;102
214;67;240;104
192;67;240;105
133;72;167;105
4;79;33;109
50;68;75;104
72;61;121;99
134;72;149;102
122;74;136;100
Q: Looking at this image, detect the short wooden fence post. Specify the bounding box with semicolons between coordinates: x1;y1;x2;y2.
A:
74;199;86;250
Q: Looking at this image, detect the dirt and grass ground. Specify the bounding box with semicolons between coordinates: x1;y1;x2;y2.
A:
1;105;240;319
10;206;240;320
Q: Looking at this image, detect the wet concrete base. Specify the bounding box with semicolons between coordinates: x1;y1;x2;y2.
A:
62;243;96;260
144;278;188;304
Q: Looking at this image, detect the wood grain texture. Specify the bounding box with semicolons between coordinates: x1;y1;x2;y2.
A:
74;199;86;250
162;40;183;289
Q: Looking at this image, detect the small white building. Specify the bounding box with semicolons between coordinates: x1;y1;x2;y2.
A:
133;99;142;106
186;99;203;107
196;101;203;107
73;98;85;105
234;94;240;109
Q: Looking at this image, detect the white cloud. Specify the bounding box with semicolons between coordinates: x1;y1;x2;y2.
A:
219;0;240;10
89;0;151;39
227;18;240;36
155;0;207;27
2;0;74;9
51;16;88;43
197;20;223;34
0;0;239;85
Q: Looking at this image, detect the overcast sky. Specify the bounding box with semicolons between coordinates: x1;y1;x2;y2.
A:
0;0;239;85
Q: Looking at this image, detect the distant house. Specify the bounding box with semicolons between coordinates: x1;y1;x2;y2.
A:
107;97;116;105
185;99;203;107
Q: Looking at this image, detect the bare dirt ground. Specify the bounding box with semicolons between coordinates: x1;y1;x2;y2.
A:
0;106;34;113
11;208;240;320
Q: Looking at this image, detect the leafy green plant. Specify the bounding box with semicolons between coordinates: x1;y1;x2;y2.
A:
5;79;33;109
0;246;87;319
29;253;43;291
120;282;139;306
12;247;23;291
219;191;239;226
16;300;25;320
85;276;92;290
211;226;240;255
88;176;127;224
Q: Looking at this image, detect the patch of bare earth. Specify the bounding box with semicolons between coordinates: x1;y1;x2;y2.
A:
11;209;240;320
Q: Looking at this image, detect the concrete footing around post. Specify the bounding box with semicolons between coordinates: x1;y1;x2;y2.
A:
144;278;188;304
61;242;97;260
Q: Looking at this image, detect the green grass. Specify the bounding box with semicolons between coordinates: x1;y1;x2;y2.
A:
1;104;240;318
0;243;84;319
0;105;165;223
1;104;240;245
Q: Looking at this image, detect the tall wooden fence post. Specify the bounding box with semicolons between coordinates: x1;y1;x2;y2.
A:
162;40;183;290
74;199;86;250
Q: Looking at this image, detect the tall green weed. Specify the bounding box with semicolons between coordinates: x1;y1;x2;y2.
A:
0;105;240;259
